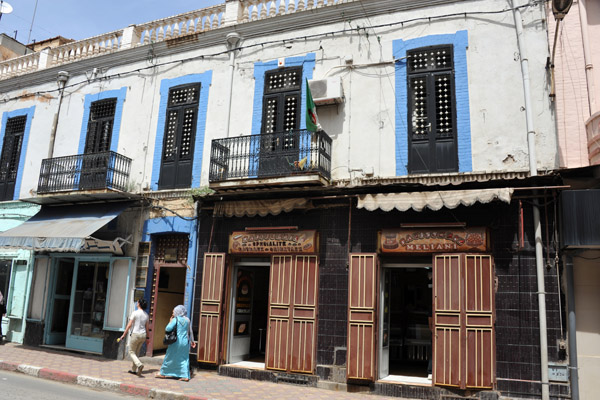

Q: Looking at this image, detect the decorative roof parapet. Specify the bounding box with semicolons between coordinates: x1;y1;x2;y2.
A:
0;0;354;80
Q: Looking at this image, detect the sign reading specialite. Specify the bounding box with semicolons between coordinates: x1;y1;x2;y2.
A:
229;230;318;254
379;227;488;253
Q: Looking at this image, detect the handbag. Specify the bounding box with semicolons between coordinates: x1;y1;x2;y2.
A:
163;317;178;345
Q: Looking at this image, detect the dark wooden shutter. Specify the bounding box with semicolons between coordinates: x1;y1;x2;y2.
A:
347;253;378;381
289;255;318;373
433;254;495;389
159;84;200;189
407;46;457;174
266;255;293;371
197;253;226;364
0;115;26;201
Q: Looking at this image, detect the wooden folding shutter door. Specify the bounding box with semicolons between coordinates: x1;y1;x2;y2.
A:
198;253;226;364
266;255;318;373
433;254;495;389
347;253;378;381
289;255;318;373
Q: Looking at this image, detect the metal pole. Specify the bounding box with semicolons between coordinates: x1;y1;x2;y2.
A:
224;33;241;138
564;254;580;400
511;2;550;399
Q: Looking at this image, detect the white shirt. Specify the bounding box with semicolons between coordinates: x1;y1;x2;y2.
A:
129;309;149;335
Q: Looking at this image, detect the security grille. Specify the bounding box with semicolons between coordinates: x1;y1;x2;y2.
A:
407;45;457;173
154;234;189;264
0;115;26;200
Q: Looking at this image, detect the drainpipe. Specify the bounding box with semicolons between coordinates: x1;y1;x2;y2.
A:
564;254;580;400
48;71;69;159
224;32;241;138
511;3;550;400
578;0;596;114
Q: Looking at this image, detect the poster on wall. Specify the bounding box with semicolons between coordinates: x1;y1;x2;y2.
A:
229;230;318;254
379;227;488;253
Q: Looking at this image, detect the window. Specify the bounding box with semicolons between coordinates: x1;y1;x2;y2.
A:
84;98;117;154
0;260;11;304
407;45;458;174
0;116;27;201
158;84;200;189
259;67;302;176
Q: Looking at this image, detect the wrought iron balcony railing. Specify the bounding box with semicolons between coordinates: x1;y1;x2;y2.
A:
37;151;132;194
209;129;332;182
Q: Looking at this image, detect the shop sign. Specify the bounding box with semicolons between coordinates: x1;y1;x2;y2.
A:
379;227;488;253
229;230;318;254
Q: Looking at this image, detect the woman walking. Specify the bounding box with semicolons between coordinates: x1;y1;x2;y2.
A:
156;305;196;381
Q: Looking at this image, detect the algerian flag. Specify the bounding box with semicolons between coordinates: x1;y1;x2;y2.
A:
306;78;321;132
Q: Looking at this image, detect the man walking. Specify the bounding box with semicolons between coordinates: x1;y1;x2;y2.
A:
119;299;149;376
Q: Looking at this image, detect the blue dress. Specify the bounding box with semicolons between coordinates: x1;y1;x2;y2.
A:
159;316;191;379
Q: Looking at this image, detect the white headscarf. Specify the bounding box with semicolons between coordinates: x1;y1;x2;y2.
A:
172;304;194;342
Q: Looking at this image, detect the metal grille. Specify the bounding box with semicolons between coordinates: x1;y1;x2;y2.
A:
209;129;332;181
408;46;452;72
168;85;199;106
163;110;178;161
37;151;132;193
154;234;189;264
435;74;453;136
409;77;428;138
90;99;117;119
265;67;301;94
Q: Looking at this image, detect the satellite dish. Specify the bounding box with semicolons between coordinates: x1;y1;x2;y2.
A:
0;1;13;15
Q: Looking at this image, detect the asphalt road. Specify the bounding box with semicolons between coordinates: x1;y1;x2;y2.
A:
0;370;138;399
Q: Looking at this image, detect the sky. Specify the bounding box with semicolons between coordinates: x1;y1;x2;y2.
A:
0;0;223;44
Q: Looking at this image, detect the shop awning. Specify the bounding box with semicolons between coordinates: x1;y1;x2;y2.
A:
0;202;131;252
357;188;514;212
214;198;311;217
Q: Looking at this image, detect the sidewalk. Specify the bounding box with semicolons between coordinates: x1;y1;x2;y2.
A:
0;343;396;400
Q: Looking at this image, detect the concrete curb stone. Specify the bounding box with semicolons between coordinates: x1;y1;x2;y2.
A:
0;361;204;400
17;364;42;376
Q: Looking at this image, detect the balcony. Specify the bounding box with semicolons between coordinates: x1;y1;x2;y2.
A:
209;129;332;187
37;151;132;194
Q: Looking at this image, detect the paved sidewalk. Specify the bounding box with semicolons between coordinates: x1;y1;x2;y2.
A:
0;343;395;400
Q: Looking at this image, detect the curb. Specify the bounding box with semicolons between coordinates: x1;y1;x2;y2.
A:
0;360;208;400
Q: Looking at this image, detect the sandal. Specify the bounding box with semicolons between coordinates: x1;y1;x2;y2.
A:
179;378;189;382
155;374;166;379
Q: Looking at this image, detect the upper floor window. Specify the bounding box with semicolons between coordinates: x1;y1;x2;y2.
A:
158;83;201;190
407;45;458;174
262;66;302;134
0;115;27;201
85;98;117;154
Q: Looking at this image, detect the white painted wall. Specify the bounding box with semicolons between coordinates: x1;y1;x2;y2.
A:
0;0;557;199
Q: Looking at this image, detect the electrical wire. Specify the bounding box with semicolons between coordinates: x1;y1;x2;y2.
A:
0;1;542;105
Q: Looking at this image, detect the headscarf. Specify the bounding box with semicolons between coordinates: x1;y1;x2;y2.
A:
173;305;187;317
172;304;194;342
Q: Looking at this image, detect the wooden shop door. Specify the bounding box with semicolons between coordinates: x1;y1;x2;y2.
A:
265;255;318;373
197;253;227;364
347;253;378;381
432;254;495;389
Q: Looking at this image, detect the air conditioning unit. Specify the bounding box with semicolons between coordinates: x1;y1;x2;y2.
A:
308;77;344;105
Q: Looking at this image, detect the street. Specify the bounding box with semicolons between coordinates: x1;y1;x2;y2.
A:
0;370;138;400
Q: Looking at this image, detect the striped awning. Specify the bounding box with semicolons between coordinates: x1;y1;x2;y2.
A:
357;188;514;212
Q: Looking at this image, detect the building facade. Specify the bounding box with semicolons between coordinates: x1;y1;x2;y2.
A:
0;0;574;399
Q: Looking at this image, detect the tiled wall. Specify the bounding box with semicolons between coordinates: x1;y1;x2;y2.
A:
193;200;568;398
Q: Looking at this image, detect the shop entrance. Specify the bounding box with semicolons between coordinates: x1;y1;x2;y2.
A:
148;265;186;355
227;263;269;364
379;264;432;381
45;259;74;345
